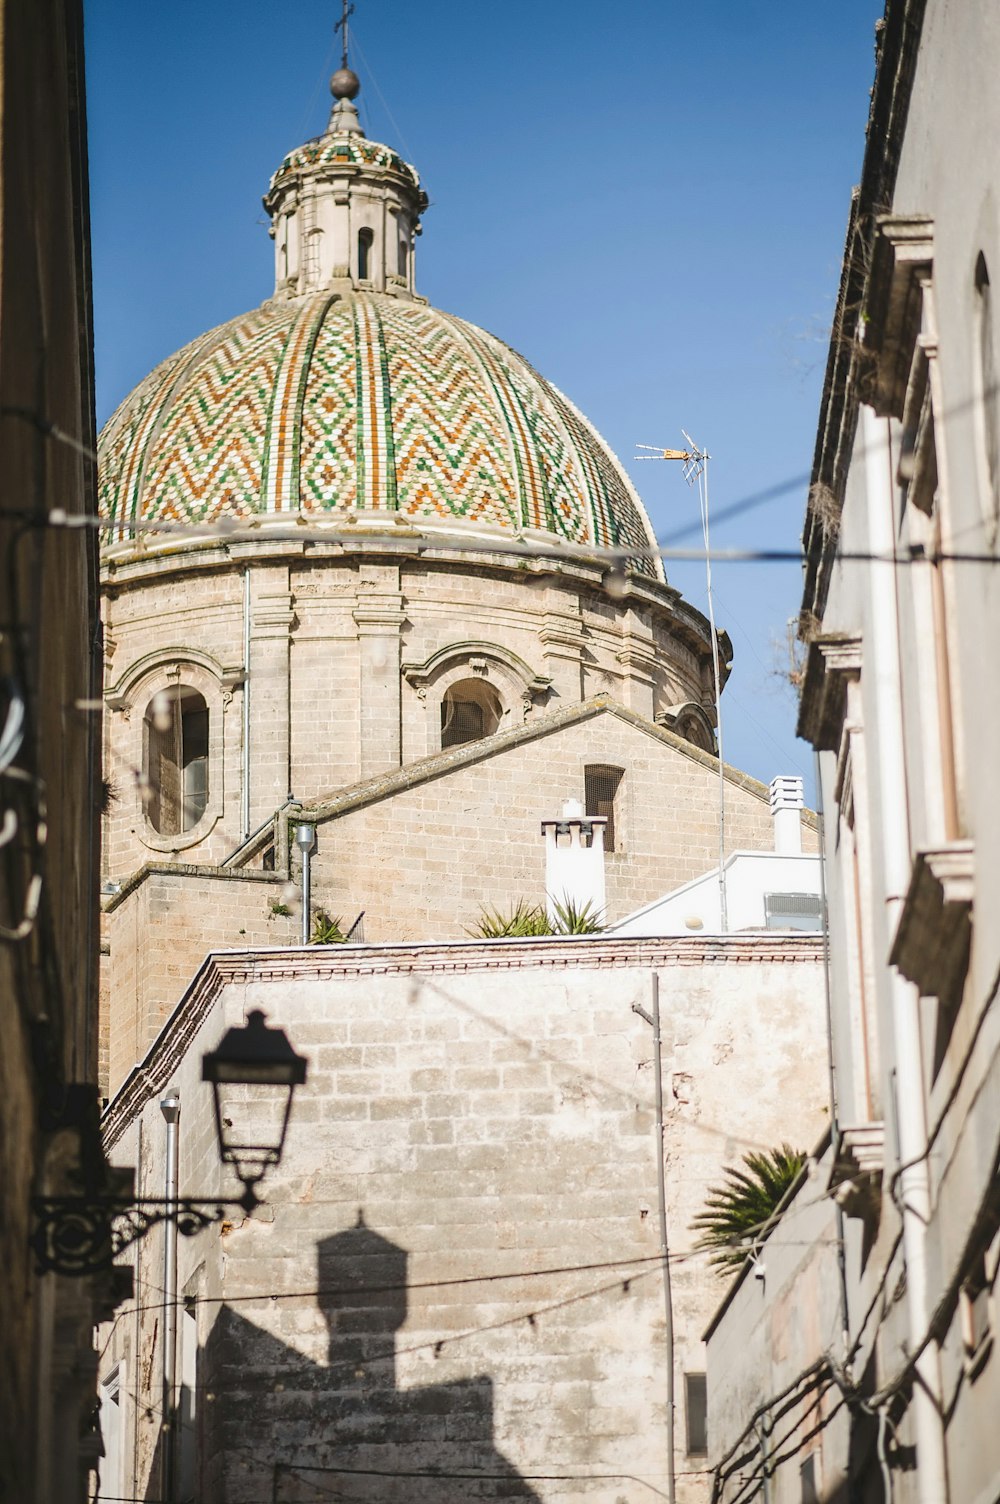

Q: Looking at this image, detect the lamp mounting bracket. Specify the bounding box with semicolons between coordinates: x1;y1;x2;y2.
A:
30;1189;261;1277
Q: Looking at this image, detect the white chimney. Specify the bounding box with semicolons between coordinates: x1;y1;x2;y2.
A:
540;798;607;925
769;776;804;855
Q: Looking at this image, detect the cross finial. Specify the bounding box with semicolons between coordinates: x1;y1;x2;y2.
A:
335;0;356;70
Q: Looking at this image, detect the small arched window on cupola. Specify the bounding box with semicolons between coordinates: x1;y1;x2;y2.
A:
441;679;503;750
357;227;374;281
397;231;408;279
143;686;209;835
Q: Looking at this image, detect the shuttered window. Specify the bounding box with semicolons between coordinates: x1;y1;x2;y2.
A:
144;686;210;835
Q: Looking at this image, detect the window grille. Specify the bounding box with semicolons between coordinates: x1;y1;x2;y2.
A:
440;679;503;750
584;764;624;851
764;892;824;932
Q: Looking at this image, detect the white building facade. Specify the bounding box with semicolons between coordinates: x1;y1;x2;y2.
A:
706;5;1000;1502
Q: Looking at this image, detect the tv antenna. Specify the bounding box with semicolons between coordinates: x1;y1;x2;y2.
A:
635;434;728;932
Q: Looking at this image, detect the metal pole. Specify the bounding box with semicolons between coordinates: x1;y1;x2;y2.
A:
301;842;311;945
160;1089;181;1504
241;568;251;840
295;823;316;945
815;750;851;1357
634;973;676;1504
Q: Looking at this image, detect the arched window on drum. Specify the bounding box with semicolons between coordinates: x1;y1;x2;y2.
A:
440;679;503;750
143;686;209;835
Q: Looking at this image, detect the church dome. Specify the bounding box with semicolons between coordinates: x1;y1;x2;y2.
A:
98;64;663;579
98;291;663;578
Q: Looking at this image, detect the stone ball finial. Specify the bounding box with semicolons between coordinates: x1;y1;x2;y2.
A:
330;67;361;100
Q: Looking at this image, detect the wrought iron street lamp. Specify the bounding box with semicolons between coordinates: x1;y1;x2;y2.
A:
30;1010;308;1276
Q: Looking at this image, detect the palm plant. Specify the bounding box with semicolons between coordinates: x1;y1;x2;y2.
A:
467;899;552;939
310;909;348;944
691;1145;806;1271
548;895;605;934
468;895;606;939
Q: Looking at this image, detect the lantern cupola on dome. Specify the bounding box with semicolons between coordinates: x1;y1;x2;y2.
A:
263;60;427;301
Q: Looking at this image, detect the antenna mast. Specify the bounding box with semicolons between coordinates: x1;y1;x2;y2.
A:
635;436;728;932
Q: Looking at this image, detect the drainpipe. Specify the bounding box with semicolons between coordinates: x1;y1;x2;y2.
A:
295;823;316;945
160;1089;181;1504
815;752;851;1359
633;973;675;1504
241;568;251;841
863;406;948;1503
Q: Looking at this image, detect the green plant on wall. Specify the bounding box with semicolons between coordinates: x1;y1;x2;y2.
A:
468;899;551;938
467;896;605;939
691;1145;806;1271
548;895;604;934
310;909;348;944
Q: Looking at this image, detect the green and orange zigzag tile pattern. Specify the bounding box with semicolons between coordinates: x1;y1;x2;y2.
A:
98;293;660;578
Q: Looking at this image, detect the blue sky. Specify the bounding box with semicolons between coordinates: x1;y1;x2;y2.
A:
85;0;881;789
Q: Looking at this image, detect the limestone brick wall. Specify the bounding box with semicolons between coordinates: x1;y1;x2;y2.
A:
101;547;716;884
102;869;298;1096
305;709;794;943
99;937;828;1504
101;705;814;1093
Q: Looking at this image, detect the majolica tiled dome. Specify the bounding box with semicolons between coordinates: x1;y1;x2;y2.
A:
98;292;663;577
268;135;422;194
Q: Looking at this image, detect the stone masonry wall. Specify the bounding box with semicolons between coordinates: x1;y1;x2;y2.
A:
306;709;797;942
102;706;816;1095
99;937;828;1504
101;550;714;884
102;869;298;1096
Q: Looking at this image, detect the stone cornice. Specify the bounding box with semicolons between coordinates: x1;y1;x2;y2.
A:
102;860;285;913
864;215;935;419
99;530;705;638
889;842;974;1001
797;632;863;751
102;932;824;1150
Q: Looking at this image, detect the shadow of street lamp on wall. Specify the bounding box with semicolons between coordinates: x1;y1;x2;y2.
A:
30;1010;308;1277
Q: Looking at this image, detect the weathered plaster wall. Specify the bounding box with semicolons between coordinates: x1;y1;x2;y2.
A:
705;1151;850;1504
100;937;828;1504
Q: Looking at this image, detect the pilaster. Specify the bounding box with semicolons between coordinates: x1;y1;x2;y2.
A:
615;608;658;719
538;600;586;701
249;566;295;823
353;564;406;776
